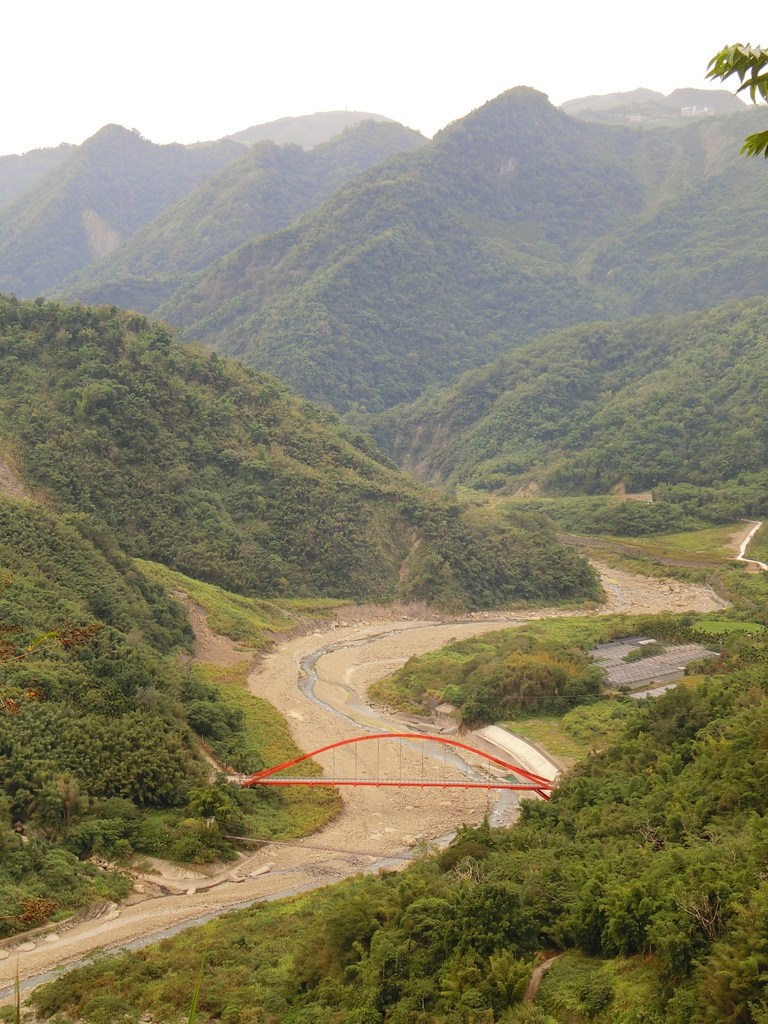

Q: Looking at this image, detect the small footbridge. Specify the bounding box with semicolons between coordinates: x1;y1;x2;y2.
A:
242;733;555;800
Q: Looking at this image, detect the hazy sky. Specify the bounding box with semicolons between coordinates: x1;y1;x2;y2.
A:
0;0;759;156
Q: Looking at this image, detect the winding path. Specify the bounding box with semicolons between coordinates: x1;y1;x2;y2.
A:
735;521;768;572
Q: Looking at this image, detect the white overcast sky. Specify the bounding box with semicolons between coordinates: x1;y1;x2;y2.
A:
0;0;760;156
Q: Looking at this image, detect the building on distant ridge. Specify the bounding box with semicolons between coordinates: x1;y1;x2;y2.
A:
681;105;715;117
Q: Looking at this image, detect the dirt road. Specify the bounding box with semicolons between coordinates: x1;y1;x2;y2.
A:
0;563;724;998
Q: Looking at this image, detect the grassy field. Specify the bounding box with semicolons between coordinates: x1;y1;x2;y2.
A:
694;618;765;634
505;699;642;769
136;559;342;648
503;717;592;766
588;522;744;565
746;522;768;562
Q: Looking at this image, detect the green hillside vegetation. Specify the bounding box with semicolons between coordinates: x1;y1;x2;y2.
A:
746;524;768;566
369;618;609;722
371;298;768;522
0;497;341;937
582;113;768;317
0;296;599;610
136;560;341;649
127;563;344;833
0;496;202;933
0;125;245;297
494;496;696;539
185;659;341;835
156;88;634;411
30;614;768;1024
151;89;768;413
0;143;74;212
59;120;427;313
368;612;732;725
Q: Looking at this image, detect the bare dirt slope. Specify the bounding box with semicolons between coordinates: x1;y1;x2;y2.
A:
173;591;254;667
0;454;31;501
593;561;727;613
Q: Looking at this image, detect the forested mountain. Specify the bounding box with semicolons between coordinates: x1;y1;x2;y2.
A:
370;298;768;516
0;143;74;212
57;120;427;313
156;88;623;411
8;90;768;418
581;113;768;317
0;126;246;297
0;296;598;609
221;110;396;148
150;88;768;413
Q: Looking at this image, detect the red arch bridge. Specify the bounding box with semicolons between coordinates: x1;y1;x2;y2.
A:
242;733;555;800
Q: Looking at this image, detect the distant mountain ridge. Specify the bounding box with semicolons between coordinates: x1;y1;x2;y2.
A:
0;125;246;296
221;110;397;148
57;119;427;313
4;88;768;422
560;86;745;123
0;111;412;301
147;88;768;413
0;143;75;212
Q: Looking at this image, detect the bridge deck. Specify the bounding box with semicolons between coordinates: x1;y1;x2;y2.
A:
253;777;551;790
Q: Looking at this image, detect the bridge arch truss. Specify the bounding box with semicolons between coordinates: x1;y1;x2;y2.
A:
242;732;555;800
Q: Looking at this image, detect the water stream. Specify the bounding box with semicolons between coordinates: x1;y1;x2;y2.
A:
1;621;518;1002
297;629;498;781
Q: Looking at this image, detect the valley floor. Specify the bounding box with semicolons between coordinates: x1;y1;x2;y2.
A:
0;563;724;1002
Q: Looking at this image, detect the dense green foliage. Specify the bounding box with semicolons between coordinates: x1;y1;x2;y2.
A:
59;120;426;313
369;613;726;725
158;88;631;411
31;625;768;1023
707;44;768;157
0;497;203;932
148;90;768;413
0;297;598;609
4;92;765;418
184;660;341;839
372;299;768;518
582;123;768;317
497;496;693;538
370;618;614;723
0;125;245;297
0;500;190;652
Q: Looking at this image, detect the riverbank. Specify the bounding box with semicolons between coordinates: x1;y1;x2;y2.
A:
0;562;724;1001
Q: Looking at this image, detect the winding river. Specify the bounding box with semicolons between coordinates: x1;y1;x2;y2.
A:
0;565;728;1002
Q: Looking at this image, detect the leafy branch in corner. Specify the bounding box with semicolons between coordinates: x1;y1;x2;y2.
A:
708;43;768;156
